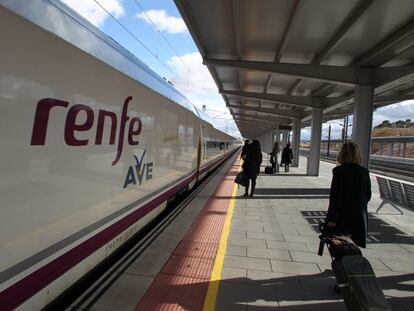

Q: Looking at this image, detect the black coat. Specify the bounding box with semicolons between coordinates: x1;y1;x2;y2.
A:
241;143;250;159
326;163;372;248
281;147;293;164
242;146;262;179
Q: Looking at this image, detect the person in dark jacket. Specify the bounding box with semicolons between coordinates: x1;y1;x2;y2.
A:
242;140;262;197
325;141;371;248
281;143;293;172
240;139;250;159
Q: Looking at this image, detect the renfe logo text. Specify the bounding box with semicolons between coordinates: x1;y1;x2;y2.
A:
31;96;142;166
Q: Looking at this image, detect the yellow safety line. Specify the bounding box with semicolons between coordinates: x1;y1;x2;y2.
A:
202;182;239;311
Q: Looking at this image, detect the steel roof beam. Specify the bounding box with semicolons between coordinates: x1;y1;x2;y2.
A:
302;110;352;120
232;113;288;124
221;90;323;108
233;115;277;124
287;0;375;94
205;58;359;86
236;121;275;129
354;18;414;66
235;125;276;135
269;0;302;96
376;66;414;86
311;83;339;97
232;0;244;91
302;96;410;123
312;17;414;97
232;0;241;59
273;0;302;63
228;104;302;119
325;108;354;116
233;115;291;126
240;127;272;137
313;0;375;64
236;121;273;128
374;94;414;103
233;114;279;124
301;114;349;126
263;75;272;94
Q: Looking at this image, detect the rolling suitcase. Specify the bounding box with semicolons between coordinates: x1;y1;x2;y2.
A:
332;255;391;311
264;154;274;174
318;224;391;311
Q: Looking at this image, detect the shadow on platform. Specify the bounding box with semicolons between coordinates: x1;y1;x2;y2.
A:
258;173;309;177
146;271;414;310
301;211;414;245
254;188;330;195
213;195;329;200
218;188;331;200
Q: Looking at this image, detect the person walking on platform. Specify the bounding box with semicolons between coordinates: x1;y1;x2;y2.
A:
240;139;250;159
242;140;262;197
269;141;280;173
281;143;293;172
324;141;371;248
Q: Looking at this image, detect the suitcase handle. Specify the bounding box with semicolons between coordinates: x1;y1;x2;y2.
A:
317;223;327;256
317;239;325;256
337;283;350;288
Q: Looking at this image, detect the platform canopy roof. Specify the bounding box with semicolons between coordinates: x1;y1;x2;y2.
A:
174;0;414;138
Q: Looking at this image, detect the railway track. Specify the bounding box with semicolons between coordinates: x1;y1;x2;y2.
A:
45;151;238;310
300;150;414;181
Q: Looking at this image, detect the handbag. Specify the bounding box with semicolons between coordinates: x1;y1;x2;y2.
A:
318;224;361;260
234;171;248;187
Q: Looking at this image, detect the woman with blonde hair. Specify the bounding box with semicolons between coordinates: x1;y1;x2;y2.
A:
325;141;371;248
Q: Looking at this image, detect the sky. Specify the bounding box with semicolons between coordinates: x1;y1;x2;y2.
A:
60;0;413;141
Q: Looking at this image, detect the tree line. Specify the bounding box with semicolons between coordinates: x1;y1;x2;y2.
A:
374;119;414;129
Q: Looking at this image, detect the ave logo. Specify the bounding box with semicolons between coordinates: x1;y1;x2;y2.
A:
123;149;153;189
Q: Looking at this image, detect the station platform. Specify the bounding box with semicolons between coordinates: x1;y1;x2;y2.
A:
88;153;414;311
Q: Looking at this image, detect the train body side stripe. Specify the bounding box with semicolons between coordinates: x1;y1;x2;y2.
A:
0;174;192;311
0;169;194;284
0;150;236;310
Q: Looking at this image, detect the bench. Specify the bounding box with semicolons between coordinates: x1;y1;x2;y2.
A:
376;176;414;215
402;183;414;210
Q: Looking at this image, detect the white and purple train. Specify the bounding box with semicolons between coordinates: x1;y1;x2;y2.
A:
0;1;238;309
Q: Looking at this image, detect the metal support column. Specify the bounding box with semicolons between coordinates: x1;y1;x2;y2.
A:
258;135;263;147
275;129;281;142
282;130;288;147
308;105;323;176
263;131;273;153
292;118;301;167
352;68;375;168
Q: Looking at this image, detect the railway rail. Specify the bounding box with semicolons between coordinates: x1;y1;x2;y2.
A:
300;149;414;181
47;148;238;310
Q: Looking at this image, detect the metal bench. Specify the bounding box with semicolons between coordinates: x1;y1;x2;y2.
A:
402;183;414;210
376;176;404;214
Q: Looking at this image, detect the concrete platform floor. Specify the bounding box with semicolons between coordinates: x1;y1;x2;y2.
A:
217;157;414;310
90;156;414;311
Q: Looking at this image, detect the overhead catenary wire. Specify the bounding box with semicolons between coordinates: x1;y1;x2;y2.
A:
93;0;238;135
132;0;241;135
93;0;212;111
132;0;218;103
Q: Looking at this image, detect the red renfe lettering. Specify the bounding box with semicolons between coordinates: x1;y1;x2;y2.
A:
31;98;69;145
95;110;117;145
65;104;94;146
30;96;141;166
128;117;142;145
